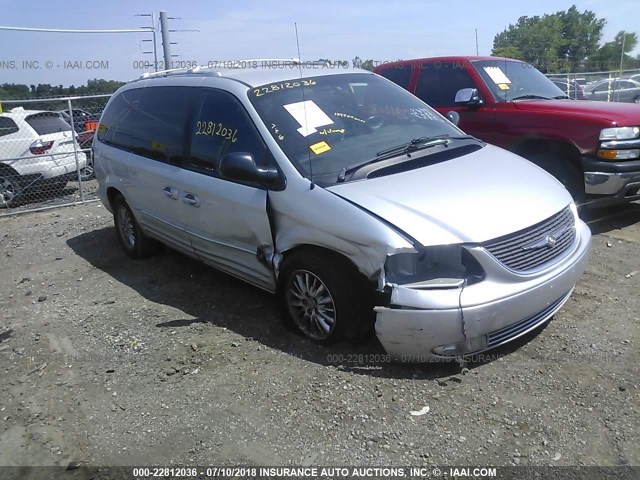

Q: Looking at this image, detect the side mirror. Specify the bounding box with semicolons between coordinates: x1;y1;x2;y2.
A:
219;152;282;189
445;111;460;126
455;88;483;108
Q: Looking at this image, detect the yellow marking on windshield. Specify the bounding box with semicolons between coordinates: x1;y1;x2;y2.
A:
319;128;345;135
195;121;238;143
253;79;317;97
310;141;331;155
334;112;366;123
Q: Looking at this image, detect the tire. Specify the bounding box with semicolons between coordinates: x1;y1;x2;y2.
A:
79;153;94;181
528;152;584;205
0;170;22;208
633;95;640;104
278;251;373;344
112;194;158;258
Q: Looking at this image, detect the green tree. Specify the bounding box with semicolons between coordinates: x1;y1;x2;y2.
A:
360;59;375;71
492;5;605;73
558;6;606;70
492;46;524;60
588;31;639;71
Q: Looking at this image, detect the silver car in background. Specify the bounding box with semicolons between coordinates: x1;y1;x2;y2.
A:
94;65;591;361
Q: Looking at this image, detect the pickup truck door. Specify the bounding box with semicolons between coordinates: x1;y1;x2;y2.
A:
413;61;497;143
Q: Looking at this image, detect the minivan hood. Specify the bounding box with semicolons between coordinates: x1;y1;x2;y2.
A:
511;99;640;125
327;144;573;246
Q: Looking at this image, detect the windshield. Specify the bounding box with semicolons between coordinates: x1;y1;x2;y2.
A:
471;60;567;102
249;73;465;183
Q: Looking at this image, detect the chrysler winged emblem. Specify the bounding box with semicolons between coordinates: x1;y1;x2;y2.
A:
545;235;557;248
522;228;566;251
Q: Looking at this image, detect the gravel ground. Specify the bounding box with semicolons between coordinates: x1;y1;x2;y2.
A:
0;201;638;471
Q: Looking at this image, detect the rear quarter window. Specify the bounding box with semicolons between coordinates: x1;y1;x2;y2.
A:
0;117;19;137
25;113;72;135
97;87;193;164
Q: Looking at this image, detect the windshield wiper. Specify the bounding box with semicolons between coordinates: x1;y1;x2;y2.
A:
375;135;451;158
510;94;552;101
337;134;472;182
552;95;570;99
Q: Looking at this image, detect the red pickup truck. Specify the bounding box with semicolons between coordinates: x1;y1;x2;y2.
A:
375;56;640;207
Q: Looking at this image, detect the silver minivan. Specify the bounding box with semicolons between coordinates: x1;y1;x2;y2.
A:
94;65;591;361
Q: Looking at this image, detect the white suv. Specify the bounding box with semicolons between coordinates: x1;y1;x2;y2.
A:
0;107;87;207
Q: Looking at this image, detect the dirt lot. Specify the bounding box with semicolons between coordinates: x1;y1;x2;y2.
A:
0;201;639;471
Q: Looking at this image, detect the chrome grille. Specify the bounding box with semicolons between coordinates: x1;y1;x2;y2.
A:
486;291;571;349
483;206;576;272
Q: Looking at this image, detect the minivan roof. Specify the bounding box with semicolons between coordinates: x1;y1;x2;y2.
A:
130;64;371;88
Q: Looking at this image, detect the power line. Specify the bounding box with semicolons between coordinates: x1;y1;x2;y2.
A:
0;26;151;33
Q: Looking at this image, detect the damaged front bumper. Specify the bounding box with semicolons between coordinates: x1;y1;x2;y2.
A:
374;221;591;362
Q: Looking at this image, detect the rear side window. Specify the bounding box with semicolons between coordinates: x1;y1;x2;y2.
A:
416;62;476;107
25;113;72;135
99;87;193;164
0;117;19;137
378;66;412;89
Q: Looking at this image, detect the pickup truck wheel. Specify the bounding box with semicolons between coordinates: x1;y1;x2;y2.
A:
0;171;22;208
112;194;158;258
529;153;584;204
279;252;372;344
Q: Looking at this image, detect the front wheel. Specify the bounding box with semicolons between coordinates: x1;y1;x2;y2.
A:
113;194;158;258
279;251;373;344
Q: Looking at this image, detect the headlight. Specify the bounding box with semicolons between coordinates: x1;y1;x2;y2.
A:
384;245;485;288
599;127;640;140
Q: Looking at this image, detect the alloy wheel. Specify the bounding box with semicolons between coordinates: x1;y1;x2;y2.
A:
117;205;136;250
286;270;337;340
0;177;18;207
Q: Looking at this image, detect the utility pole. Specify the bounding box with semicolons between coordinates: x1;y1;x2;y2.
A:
475;29;479;56
159;11;172;69
617;33;626;102
619;33;626;77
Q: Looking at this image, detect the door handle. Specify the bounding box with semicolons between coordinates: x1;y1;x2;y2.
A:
182;193;200;207
163;186;178;200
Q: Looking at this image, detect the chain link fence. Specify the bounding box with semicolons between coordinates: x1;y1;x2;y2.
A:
546;67;640;102
0;94;110;215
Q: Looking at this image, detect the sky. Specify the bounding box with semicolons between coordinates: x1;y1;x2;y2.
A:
0;0;639;87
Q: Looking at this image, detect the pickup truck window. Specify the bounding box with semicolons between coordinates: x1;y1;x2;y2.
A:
379;66;412;89
471;60;565;102
415;62;476;107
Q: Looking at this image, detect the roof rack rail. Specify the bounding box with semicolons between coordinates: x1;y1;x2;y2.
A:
139;67;191;79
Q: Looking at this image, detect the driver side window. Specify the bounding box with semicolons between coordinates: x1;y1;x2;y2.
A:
187;89;273;177
416;62;476;107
